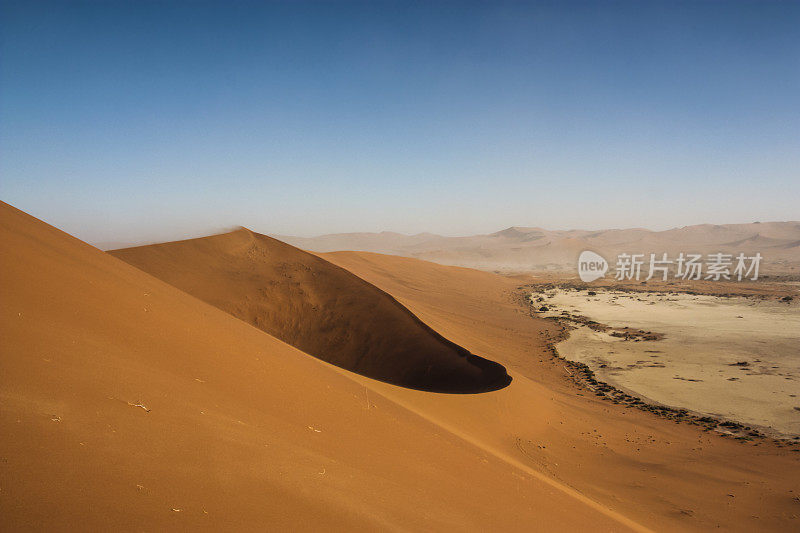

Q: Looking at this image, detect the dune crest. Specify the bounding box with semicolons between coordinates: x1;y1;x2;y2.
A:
110;228;510;393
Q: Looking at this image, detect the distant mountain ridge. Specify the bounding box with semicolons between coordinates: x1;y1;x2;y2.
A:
275;221;800;274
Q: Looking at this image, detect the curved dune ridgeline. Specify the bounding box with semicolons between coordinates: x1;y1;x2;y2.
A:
110;229;511;393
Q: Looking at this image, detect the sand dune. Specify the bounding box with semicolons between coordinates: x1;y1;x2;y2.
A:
109;229;509;393
4;201;800;531
0;202;639;530
277;222;800;274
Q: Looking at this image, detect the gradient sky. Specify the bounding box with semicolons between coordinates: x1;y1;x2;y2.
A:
1;1;799;245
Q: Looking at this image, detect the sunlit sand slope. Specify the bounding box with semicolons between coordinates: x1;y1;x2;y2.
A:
0;202;631;531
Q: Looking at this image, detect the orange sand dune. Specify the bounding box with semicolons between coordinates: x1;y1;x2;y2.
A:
109;229;509;393
0;202;636;530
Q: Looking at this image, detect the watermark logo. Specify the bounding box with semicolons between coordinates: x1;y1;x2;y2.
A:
578;250;609;282
576;251;763;282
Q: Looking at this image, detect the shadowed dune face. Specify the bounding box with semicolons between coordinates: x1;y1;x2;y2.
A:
110;229;510;393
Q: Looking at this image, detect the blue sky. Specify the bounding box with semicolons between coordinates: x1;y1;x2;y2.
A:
1;1;798;245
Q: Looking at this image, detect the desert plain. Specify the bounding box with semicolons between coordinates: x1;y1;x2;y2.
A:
534;288;800;437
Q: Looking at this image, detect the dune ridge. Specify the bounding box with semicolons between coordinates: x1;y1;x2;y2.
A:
109;229;510;393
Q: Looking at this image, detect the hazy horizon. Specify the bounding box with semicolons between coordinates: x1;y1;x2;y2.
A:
86;218;800;251
2;1;799;245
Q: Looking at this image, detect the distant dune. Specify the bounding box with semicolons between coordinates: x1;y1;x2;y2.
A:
110;229;510;393
276;222;800;274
